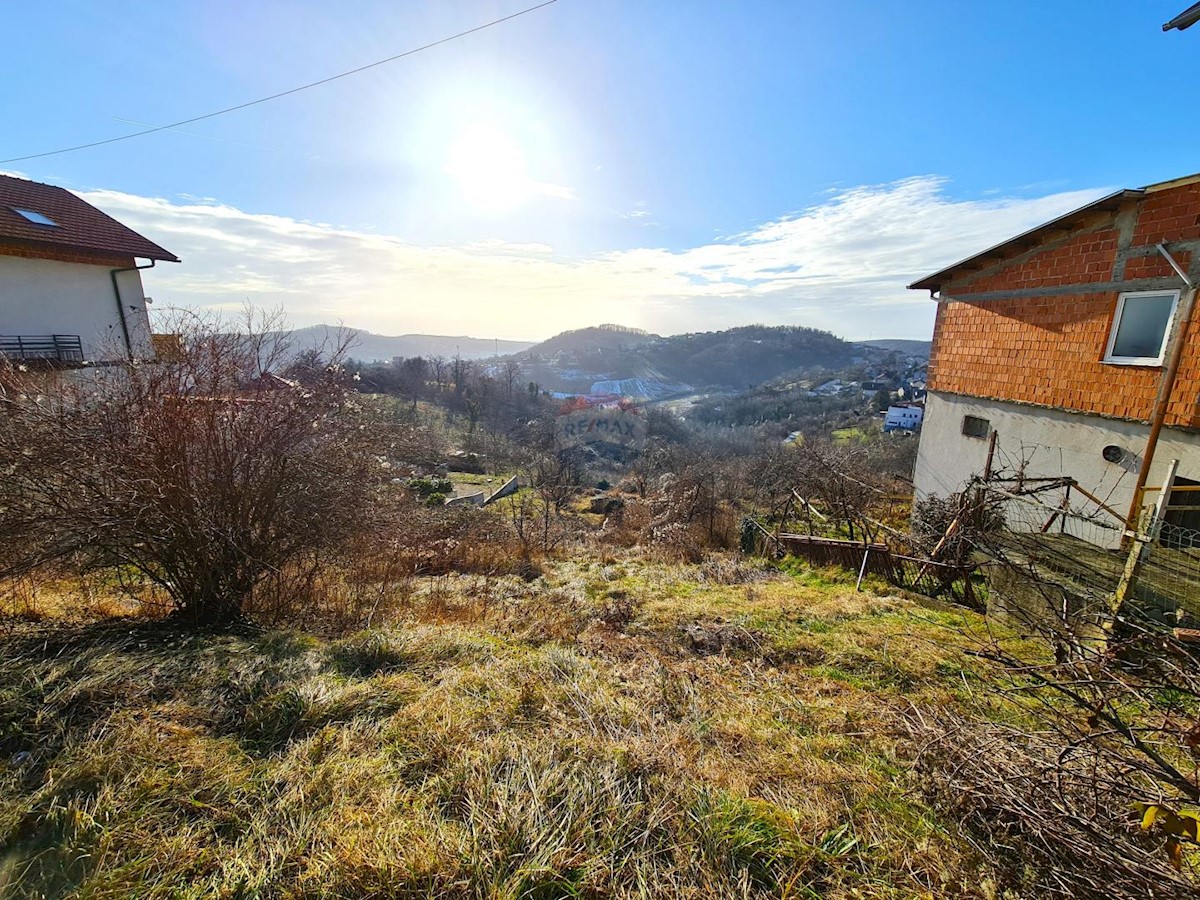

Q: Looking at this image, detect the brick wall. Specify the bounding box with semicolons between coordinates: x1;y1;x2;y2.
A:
957;227;1120;293
929;181;1200;428
0;240;133;268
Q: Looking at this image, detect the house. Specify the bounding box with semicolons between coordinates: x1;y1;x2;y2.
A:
0;174;178;364
810;378;852;396
883;403;924;433
909;172;1200;548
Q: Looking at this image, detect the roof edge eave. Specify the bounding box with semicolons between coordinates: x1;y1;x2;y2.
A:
0;235;179;264
907;188;1142;294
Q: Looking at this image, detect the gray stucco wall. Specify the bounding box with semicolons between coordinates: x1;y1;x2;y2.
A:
914;391;1200;548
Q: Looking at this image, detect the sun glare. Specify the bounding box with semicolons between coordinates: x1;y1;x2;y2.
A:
445;123;529;213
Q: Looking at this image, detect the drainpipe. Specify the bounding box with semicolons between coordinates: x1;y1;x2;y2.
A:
1124;243;1197;536
109;259;156;360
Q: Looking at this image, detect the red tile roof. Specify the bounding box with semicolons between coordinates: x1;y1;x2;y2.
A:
0;174;179;263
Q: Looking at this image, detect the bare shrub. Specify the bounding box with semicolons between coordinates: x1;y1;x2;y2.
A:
911;491;1004;566
596;590;640;632
397;505;538;580
0;574;43;628
910;710;1198;899
746;438;916;542
241;528;418;634
0;309;387;625
597;499;651;548
643;522;702;563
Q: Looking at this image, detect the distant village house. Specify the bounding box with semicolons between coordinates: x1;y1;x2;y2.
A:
883;403;923;433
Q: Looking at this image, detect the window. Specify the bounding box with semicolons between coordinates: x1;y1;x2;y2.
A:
1104;291;1179;366
962;415;990;439
11;207;58;226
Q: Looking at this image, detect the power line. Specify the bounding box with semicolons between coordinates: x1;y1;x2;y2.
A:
2;0;560;165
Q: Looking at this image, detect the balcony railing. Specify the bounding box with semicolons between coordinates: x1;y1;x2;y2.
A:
0;334;85;363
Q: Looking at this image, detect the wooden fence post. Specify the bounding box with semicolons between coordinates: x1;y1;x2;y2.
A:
1110;459;1178;630
855;546;871;592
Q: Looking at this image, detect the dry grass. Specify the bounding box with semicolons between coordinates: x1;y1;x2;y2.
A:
1;554;1013;898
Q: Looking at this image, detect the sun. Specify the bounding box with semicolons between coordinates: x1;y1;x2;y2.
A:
444;123;529;213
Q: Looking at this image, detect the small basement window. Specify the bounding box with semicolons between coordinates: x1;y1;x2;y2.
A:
1104;291;1179;366
962;415;990;439
11;207;58;226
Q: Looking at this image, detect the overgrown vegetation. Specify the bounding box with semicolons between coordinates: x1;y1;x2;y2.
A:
1;311;1195;897
3;315;412;625
2;557;1016;898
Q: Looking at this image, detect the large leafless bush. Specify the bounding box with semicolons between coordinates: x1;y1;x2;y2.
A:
0;310;387;625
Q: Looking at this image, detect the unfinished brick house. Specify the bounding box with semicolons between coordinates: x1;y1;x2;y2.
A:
909;172;1200;549
0;174;178;364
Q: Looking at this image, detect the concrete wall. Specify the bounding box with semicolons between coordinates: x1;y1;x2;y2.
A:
0;254;152;360
445;491;485;508
484;475;521;505
914;391;1200;548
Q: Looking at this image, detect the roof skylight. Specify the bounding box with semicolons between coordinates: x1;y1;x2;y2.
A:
11;207;58;226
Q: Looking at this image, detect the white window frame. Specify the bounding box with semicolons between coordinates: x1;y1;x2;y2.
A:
1103;290;1180;367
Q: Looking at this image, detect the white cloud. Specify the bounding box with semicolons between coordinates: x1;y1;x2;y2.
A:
530;181;578;201
78;175;1109;341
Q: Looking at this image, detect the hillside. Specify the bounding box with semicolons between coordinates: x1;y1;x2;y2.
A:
518;324;866;392
855;339;932;357
289;325;535;361
527;324;656;357
0;557;1012;897
280;323;925;384
647;325;854;388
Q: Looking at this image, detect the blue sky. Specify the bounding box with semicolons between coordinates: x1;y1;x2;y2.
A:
4;1;1198;340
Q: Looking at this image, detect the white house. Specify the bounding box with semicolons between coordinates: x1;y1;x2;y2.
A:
0;174;178;363
883;404;924;432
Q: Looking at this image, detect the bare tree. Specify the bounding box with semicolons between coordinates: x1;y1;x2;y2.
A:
506;415;584;553
502;358;522;399
451;354;471;401
396;355;428;412
428;355;448;393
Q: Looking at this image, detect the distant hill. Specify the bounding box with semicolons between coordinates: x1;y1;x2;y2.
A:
288;325;534;361
528;324;656;357
278;323;925;382
517;323;862;391
856;339;931;358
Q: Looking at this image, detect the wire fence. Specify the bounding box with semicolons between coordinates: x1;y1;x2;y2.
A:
989;486;1200;631
745;467;1198;628
994;485;1125;552
1136;518;1200;627
742;521;981;606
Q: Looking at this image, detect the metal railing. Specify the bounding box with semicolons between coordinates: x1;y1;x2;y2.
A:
0;334;84;363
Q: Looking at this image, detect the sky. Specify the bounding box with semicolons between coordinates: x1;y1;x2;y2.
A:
4;1;1199;342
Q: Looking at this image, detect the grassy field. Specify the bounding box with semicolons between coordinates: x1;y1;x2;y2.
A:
0;557;1021;898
